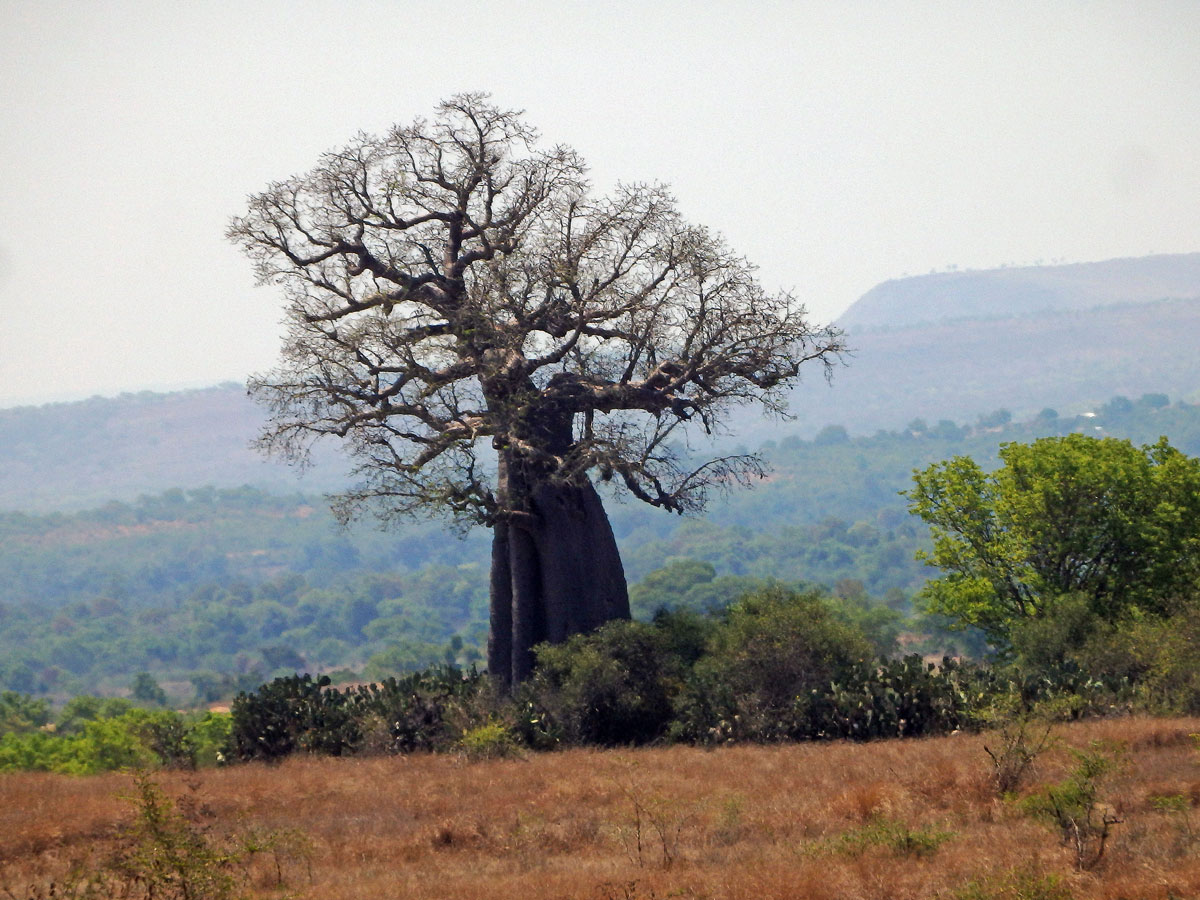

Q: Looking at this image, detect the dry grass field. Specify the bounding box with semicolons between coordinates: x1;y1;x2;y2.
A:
3;716;1199;900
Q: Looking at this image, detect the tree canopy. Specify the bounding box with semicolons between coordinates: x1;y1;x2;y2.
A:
906;434;1200;646
229;94;844;684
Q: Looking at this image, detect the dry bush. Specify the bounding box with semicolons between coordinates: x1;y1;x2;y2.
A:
3;717;1200;899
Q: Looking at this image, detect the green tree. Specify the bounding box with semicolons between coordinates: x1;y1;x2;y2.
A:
906;434;1200;647
131;671;169;706
57;695;134;734
687;585;872;740
628;558;717;617
0;691;50;735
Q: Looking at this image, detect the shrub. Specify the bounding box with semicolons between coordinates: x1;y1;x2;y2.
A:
0;711;167;774
187;711;233;767
230;674;360;761
127;709;197;769
458;720;521;761
982;707;1056;796
10;772;310;898
129;671;169;707
0;691;50;735
1020;740;1124;870
346;665;487;754
56;695;134;735
818;655;987;740
955;866;1075;900
1094;601;1200;714
681;585;872;742
110;772;241;899
0;730;88;774
524;621;679;746
650;606;716;667
823;816;956;858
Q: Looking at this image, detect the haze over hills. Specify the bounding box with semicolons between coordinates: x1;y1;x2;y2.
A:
747;253;1200;444
0;385;354;511
1;253;1197;511
761;294;1200;445
836;252;1200;331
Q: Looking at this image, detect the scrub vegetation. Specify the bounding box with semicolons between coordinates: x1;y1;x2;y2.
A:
4;393;1199;701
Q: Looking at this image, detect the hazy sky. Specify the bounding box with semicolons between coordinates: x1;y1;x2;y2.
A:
2;0;1198;408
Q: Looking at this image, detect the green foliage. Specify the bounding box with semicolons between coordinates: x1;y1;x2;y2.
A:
674;651;992;746
57;695;135;734
524;621;680;746
0;707;212;774
650;606;717;667
9;771;310;899
187;712;233;767
1020;740;1124;870
987;592;1200;719
1007;593;1096;672
224;666;488;762
954;866;1075;900
0;731;86;774
8;400;1200;756
131;709;201;769
6;395;1200;697
817;655;988;740
682;585;872;742
130;671;168;706
827;578;904;657
0;690;50;734
1068;600;1200;714
346;665;486;754
825;816;956;858
230;673;359;761
78;715;160;773
908;434;1200;647
629;558;719;617
111;772;242;899
457;720;521;760
0;487;490;697
13;616;1161;770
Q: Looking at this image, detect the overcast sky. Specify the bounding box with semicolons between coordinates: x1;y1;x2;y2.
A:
1;0;1197;408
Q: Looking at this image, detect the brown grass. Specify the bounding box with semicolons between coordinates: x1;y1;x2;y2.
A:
3;717;1199;899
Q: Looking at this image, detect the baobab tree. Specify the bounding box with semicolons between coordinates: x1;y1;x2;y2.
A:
230;94;845;686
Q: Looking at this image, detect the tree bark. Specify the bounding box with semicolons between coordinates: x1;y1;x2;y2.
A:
487;474;630;688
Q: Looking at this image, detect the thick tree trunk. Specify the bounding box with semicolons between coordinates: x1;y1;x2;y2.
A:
487;474;630;688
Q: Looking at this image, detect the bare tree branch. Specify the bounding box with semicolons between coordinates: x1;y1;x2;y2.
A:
231;94;845;529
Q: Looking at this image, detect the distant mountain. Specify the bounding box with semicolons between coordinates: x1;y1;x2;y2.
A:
743;295;1200;445
721;254;1200;444
0;385;351;511
2;254;1198;510
837;252;1200;331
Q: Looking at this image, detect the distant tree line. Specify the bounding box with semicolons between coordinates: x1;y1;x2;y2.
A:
2;394;1199;699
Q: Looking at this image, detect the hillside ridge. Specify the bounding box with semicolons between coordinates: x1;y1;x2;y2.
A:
837;251;1200;331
